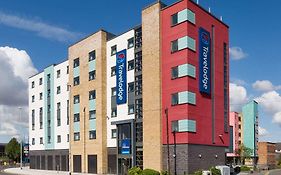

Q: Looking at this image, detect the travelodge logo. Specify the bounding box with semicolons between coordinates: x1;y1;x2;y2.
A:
199;28;211;95
116;49;127;105
201;31;210;45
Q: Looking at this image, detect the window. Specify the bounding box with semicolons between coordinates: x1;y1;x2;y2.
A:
39;78;43;85
111;45;117;56
111;87;116;96
57;70;61;78
39;93;43;100
128;104;134;114
111;66;116;76
40;107;43;129
171;63;195;79
111;129;117;138
171;9;195;26
128;82;134;93
32;95;35;102
171;119;196;132
32;110;35;130
89;130;96;140
89;50;96;61
89;90;96;100
67;66;69;74
48;136;51;143
67;100;69;125
47;74;51;81
57;135;61;143
73;58;79;68
89;110;96;119
128;60;134;71
127;37;134;49
89;70;96;81
57;86;61;94
31;81;35;88
74;95;80;104
67;134;69;142
111;108;117;118
47;90;50;97
171;91;196;105
32;138;35;145
171;36;196;52
74;132;80;141
74;113;80;122
40;137;43;144
57;102;61;126
74;77;80;86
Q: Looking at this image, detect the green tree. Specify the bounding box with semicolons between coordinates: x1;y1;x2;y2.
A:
5;138;20;162
236;144;253;165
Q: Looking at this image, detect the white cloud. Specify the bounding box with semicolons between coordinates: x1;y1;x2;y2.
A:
231;78;247;86
0;46;36;142
273;112;281;126
255;91;281;115
0;12;82;43
252;80;281;92
229;47;248;60
258;126;269;137
229;83;248;112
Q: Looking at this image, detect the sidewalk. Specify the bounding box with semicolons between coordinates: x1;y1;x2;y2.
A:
4;167;113;175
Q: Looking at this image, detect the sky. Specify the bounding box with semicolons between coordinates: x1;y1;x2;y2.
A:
0;0;281;143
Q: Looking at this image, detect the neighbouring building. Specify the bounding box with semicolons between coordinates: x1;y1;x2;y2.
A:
29;60;69;171
242;100;259;166
258;142;276;169
0;143;6;157
227;112;242;164
29;0;230;174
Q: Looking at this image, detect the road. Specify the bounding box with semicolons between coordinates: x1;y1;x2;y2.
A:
0;166;17;175
267;169;281;175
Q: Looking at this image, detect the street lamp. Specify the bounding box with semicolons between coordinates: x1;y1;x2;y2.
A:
172;123;178;175
165;108;171;174
18;107;22;170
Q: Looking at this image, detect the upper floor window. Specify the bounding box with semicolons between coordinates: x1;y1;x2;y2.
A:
111;87;116;97
57;86;61;94
57;70;61;78
74;132;80;141
89;110;96;120
31;81;35;88
89;130;96;140
111;66;116;76
128;104;134;114
32;95;35;102
128;82;134;93
73;58;79;68
111;45;117;56
128;60;134;71
171;119;196;133
74;113;80;122
89;70;96;81
32;138;35;145
74;77;80;86
67;66;69;74
127;37;134;49
171;63;195;79
89;50;96;61
57;135;61;143
171;91;196;105
111;108;117;118
171;36;196;53
39;93;43;100
171;8;195;26
89;90;96;100
39;78;43;85
74;95;80;104
111;129;117;138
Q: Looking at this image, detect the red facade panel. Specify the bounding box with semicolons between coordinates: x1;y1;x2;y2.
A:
161;0;229;147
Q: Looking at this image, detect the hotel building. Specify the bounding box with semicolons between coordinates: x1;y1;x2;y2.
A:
29;0;230;174
28;60;69;171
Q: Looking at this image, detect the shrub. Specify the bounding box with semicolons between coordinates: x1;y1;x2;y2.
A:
128;166;143;175
240;165;251;172
142;168;160;175
160;170;170;175
193;170;203;175
210;167;221;175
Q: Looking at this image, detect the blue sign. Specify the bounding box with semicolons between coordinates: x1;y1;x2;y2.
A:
121;139;130;154
116;49;127;104
199;27;211;95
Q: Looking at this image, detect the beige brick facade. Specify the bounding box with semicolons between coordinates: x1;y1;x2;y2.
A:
142;2;163;171
68;30;109;174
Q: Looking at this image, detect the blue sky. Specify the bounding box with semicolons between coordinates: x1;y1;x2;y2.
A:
0;0;280;143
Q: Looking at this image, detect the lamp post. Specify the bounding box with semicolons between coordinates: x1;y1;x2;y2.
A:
18;107;22;170
67;84;72;175
172;130;177;175
165;108;170;174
